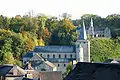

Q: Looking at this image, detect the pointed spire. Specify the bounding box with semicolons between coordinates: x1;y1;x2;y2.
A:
90;18;93;27
78;21;87;40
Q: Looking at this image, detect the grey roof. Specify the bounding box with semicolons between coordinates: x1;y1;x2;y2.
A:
94;27;105;31
0;65;13;76
64;62;120;80
34;46;76;53
47;58;75;63
0;65;26;76
23;52;34;58
78;21;87;40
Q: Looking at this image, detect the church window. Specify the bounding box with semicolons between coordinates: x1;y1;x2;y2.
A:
47;54;49;58
77;44;79;48
65;54;67;58
70;54;72;58
58;64;59;67
59;54;61;58
53;54;55;58
40;54;42;56
64;64;66;67
94;35;96;37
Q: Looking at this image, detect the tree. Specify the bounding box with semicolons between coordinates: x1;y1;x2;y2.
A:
0;15;10;30
106;14;120;28
0;38;14;64
42;28;51;45
2;52;15;64
61;13;72;20
45;16;58;32
51;18;77;45
37;14;48;39
65;61;73;76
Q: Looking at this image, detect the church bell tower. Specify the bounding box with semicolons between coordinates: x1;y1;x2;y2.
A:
88;18;94;38
76;21;90;62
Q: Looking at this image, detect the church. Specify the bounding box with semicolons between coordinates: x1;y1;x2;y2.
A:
23;21;90;73
76;18;111;38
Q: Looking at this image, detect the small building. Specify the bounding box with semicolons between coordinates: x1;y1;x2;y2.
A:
24;53;57;71
27;71;62;80
0;64;26;80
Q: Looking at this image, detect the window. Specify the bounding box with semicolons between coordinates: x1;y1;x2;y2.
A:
94;35;96;37
59;54;61;58
47;54;49;58
58;64;59;67
40;54;42;56
77;44;79;48
65;54;67;58
53;54;55;58
64;64;66;67
70;54;72;58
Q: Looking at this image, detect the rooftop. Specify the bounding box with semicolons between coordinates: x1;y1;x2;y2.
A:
64;62;120;80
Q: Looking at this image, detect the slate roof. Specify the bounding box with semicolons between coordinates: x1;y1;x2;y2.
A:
33;46;76;53
94;27;105;31
23;52;34;58
78;21;87;40
25;53;56;70
47;58;75;63
0;65;13;76
64;62;120;80
0;65;26;77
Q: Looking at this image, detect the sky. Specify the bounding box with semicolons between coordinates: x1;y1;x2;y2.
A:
0;0;120;19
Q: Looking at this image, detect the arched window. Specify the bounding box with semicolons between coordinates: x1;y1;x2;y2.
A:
70;54;72;58
53;54;55;58
59;54;61;58
65;54;67;58
47;54;49;58
58;64;59;67
94;35;96;37
64;64;66;67
40;54;42;56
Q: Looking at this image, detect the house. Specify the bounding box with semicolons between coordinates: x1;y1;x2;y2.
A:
0;64;26;80
24;53;57;71
23;21;90;73
64;62;120;80
76;18;111;38
27;71;62;80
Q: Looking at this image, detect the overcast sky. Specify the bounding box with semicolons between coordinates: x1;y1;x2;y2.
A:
0;0;120;19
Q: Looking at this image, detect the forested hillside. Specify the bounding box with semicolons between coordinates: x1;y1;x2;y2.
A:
90;38;120;62
0;13;120;66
